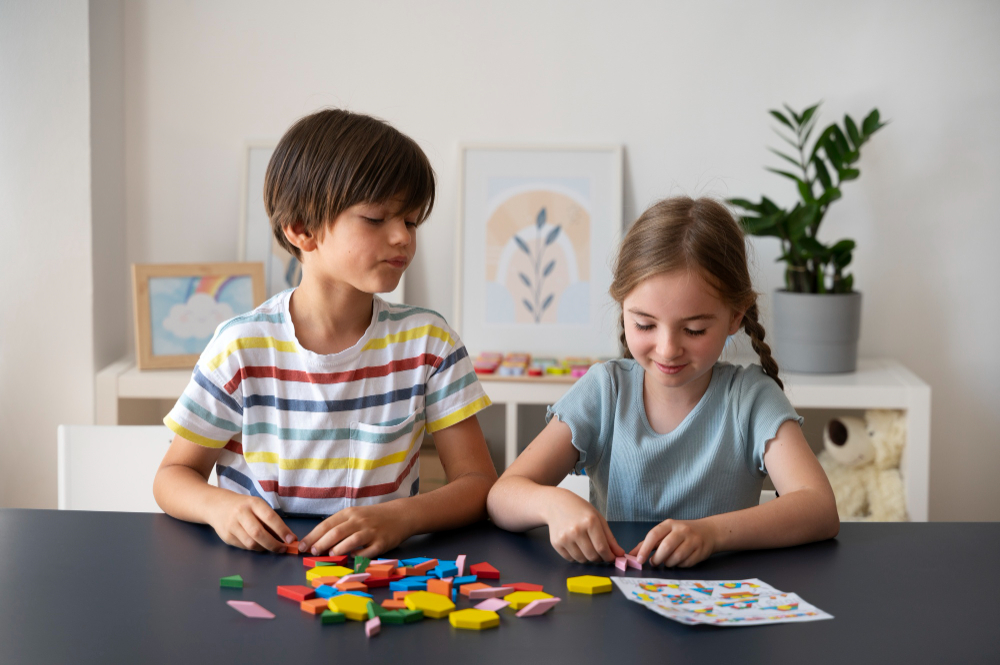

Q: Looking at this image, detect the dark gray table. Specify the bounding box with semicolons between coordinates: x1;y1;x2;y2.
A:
0;510;997;664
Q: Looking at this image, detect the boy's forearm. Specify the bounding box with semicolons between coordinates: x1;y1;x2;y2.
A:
153;465;225;525
705;487;840;553
385;471;496;537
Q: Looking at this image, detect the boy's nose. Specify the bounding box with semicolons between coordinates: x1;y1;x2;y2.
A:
389;219;412;246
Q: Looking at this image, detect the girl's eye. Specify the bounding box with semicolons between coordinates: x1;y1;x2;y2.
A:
405;221;418;229
685;328;707;336
634;322;654;332
362;216;384;224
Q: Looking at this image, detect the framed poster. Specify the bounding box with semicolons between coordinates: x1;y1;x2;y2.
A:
132;262;265;369
239;142;404;302
456;144;623;357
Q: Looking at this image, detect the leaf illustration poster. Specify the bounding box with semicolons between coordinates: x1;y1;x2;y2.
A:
458;146;623;357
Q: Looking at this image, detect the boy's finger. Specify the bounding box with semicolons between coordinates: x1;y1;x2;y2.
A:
330;531;371;557
587;521;614;562
652;532;681;567
239;512;283;552
300;514;347;553
250;502;296;547
310;520;355;555
637;522;673;564
600;519;626;559
563;540;587;564
577;532;603;562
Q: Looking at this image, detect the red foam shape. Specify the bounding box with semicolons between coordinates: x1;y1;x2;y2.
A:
469;562;500;580
277;585;316;602
507;582;544;592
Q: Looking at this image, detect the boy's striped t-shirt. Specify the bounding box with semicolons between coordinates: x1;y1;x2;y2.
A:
164;290;491;516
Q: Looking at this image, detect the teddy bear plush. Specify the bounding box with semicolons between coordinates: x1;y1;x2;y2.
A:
818;409;908;521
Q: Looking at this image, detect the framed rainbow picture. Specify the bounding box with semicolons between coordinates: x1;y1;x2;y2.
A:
132;262;265;369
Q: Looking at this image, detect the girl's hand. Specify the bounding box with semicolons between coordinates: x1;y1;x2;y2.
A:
631;518;717;568
546;489;625;563
206;492;297;552
299;504;411;558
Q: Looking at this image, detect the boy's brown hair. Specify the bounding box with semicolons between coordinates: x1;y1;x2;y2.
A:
264;109;436;259
610;196;783;389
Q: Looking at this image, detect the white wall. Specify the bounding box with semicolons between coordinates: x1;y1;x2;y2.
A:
0;0;94;508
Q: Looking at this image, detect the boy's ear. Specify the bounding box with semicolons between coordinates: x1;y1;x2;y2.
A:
729;309;745;335
283;221;319;254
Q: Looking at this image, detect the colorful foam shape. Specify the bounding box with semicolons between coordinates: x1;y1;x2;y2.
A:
427;578;453;597
451;575;478;586
381;599;408;610
474;597;510;612
455;554;466;577
321;609;346;625
327;594;371;621
460;582;492;597
503;590;554;610
310;576;341;588
220;575;243;589
615;557;628;572
399;557;434;566
507;582;544;592
354;556;371;573
227;600;274;619
515;597;561;618
314;585;339;599
336;581;369;594
277;585;316;602
625;554;642;570
469;562;500;580
303;555;348;568
365;616;381;637
335;573;371;586
449;608;500;630
468;585;514;600
404;590;456;619
307;565;353;581
566;575;613;594
301;598;330;615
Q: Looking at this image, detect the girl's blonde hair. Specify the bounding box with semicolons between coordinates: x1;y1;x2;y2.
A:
610;196;783;389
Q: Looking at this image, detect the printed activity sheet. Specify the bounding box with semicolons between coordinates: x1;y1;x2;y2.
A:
612;577;833;627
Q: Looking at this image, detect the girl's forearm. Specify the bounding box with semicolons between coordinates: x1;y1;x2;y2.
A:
486;475;562;532
153;464;228;525
705;487;840;552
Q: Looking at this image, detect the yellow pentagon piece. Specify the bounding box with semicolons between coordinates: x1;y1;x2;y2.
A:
566;575;613;595
327;594;371;621
449;608;500;630
404;590;456;619
503;590;554;610
307;565;353;581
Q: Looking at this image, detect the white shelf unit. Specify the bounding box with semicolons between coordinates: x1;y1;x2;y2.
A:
96;357;930;520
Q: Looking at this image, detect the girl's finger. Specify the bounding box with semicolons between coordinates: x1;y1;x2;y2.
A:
231;523;260;552
599;518;626;559
637;524;671;564
310;521;356;555
576;532;603;563
552;543;573;562
251;501;296;547
330;530;371;557
665;540;696;568
240;512;285;552
301;514;347;553
652;532;681;567
563;541;588;564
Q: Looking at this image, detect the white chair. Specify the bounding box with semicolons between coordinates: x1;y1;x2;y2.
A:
557;474;778;506
57;425;217;512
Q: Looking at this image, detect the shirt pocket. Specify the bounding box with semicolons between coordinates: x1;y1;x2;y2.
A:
347;412;424;496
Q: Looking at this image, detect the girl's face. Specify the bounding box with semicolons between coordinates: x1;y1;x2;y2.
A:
622;269;743;393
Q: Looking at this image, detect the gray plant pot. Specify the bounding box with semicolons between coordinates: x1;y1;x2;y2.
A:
772;290;862;374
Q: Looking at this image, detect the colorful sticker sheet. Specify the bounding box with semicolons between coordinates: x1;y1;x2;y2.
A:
611;577;833;627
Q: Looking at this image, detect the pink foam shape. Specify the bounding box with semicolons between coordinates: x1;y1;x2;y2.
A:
335;573;371;586
227;600;275;619
474;598;510;612
371;559;398;567
614;557;627;572
365;616;381;637
456;554;466;578
625;554;642;570
515;597;561;618
468;585;514;600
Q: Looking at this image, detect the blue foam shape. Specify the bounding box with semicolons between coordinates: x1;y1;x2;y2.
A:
399;557;433;566
452;589;457;602
433;563;458;579
390;578;429;592
452;575;477;586
315;585;339;598
344;591;373;598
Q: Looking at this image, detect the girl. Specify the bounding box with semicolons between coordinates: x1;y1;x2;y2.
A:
487;197;839;567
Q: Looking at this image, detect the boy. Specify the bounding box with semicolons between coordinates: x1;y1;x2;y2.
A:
153;109;497;557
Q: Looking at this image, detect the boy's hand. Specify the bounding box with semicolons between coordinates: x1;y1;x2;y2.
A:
545;489;625;563
631;518;717;568
206;492;296;553
300;504;411;558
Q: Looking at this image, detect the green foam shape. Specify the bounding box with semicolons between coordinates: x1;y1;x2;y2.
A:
321;610;346;625
219;575;243;588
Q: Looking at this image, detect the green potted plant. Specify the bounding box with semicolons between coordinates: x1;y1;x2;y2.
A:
730;102;886;373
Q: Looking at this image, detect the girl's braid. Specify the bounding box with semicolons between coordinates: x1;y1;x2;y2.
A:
742;303;783;390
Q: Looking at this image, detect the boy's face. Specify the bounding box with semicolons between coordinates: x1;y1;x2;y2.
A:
295;197;419;295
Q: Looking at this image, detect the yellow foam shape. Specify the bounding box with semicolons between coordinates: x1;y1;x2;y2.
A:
503;590;554;610
449;608;500;630
566;575;613;594
327;594;371;621
404;590;456;619
307;565;353;580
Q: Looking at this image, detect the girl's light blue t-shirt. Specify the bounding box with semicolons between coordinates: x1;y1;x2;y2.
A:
546;359;802;522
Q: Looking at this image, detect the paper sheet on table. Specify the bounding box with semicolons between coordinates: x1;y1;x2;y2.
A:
611;577;833;626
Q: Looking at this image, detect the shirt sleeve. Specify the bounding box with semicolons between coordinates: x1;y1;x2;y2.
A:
736;365;803;475
546;362;618;474
163;329;244;449
422;322;492;434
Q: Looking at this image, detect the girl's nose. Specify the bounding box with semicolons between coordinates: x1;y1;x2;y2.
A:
389;219;412;246
657;331;680;360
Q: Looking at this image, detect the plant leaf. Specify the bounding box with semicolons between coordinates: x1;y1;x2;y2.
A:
545;225;561;245
845;115;862;149
742;214;781;237
541;294;554;311
760;197;782;215
536;208;547;228
522;299;534;313
518;272;531;288
839;168;860;181
772;127;801;150
728;197;762;213
769;147;802;170
543;260;556;277
799;103;821;128
770;109;795;130
862;109;881;136
766;167;804;185
782;103;802;124
799;235;829;258
810;125;837;162
830;239;856;253
813;156;832;189
514;235;531;255
797;180;815;203
824;137;843;168
818;186;842;206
